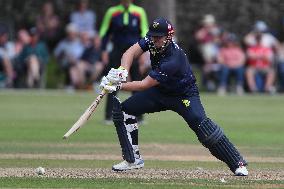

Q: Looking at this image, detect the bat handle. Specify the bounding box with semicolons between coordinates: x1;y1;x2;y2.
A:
101;89;107;96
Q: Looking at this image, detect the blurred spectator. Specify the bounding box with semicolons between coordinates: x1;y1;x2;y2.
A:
75;34;104;88
54;23;85;89
276;42;284;92
217;33;246;96
14;29;31;55
0;24;15;87
246;34;275;93
244;20;280;68
195;14;222;91
244;21;280;49
13;29;31;87
16;27;49;88
36;1;61;51
70;0;96;37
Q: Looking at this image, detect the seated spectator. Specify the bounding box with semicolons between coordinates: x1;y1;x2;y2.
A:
54;23;85;89
246;34;275;93
244;20;279;72
217;33;246;95
16;27;49;88
36;1;61;51
14;29;31;55
0;24;16;87
75;34;104;89
13;29;31;87
195;14;222;91
70;0;96;38
244;20;279;49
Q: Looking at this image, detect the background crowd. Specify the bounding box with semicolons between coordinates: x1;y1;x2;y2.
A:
0;0;284;95
194;14;284;95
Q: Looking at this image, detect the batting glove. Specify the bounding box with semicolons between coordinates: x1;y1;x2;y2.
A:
103;82;122;93
99;76;110;90
99;76;122;93
106;66;128;83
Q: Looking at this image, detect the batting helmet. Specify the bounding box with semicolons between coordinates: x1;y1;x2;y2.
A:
147;17;174;38
147;18;174;55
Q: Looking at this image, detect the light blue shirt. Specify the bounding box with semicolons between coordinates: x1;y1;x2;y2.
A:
70;10;96;36
54;38;84;62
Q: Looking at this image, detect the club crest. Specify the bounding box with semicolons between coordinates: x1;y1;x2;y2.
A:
153;21;159;28
182;99;190;107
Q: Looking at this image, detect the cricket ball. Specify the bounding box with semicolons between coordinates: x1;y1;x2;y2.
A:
35;167;45;175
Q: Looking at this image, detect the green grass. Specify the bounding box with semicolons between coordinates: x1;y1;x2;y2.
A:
1;177;283;189
0;91;283;155
0;90;283;188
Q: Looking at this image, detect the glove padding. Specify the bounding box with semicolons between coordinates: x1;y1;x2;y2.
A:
99;76;109;89
104;83;122;93
106;66;128;83
99;76;122;93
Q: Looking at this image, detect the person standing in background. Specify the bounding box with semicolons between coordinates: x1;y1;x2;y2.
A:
36;1;61;51
70;0;97;38
99;0;148;124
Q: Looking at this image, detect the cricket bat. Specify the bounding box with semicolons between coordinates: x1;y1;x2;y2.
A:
63;90;106;139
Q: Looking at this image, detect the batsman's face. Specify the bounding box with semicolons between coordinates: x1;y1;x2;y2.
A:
151;36;167;48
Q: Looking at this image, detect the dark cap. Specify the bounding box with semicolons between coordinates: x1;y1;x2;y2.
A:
147;17;173;37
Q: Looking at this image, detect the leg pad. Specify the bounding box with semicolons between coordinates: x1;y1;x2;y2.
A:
112;96;135;163
196;118;247;172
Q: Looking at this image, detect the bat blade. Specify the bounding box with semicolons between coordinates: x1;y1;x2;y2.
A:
63;90;106;139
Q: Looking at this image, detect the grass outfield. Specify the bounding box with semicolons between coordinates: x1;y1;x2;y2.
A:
0;90;283;188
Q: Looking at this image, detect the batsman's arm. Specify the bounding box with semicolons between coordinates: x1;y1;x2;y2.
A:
121;43;144;71
121;76;159;91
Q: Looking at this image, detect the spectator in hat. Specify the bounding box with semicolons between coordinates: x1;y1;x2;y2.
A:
245;33;275;93
244;21;279;94
195;14;222;91
244;20;280;49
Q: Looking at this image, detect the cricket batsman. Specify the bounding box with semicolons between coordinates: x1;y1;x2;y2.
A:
100;17;248;176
